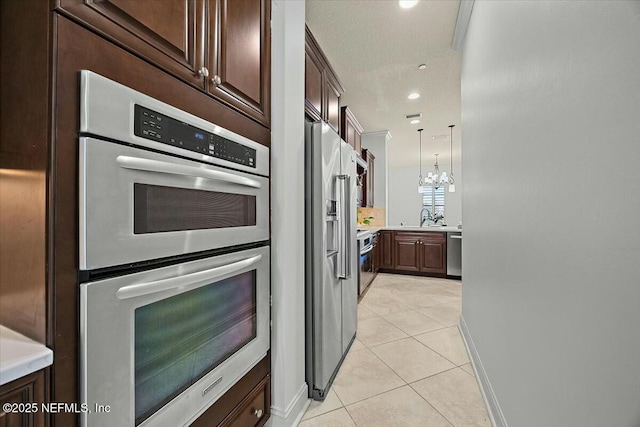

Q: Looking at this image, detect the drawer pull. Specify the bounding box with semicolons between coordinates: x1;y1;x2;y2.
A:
253;409;263;418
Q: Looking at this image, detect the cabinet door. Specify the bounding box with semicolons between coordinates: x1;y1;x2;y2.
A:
0;370;46;427
325;73;341;132
365;151;375;207
221;375;270;427
372;240;379;273
394;238;420;271
341;106;363;151
305;49;323;121
57;0;205;88
419;233;447;276
379;231;394;269
209;0;270;126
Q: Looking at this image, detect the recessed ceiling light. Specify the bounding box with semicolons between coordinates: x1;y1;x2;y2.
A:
408;93;420;100
410;119;420;124
418;64;427;70
399;0;418;9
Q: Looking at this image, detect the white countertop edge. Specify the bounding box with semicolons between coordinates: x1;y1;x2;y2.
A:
385;226;462;233
0;325;53;386
360;226;462;233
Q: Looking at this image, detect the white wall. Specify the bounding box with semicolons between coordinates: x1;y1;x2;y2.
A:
269;1;309;425
361;130;391;222
387;163;462;227
461;2;640;426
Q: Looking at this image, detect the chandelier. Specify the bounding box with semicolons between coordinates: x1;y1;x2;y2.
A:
425;154;448;189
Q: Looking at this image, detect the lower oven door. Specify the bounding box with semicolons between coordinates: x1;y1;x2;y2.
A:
359;245;375;295
79;137;269;270
80;246;270;427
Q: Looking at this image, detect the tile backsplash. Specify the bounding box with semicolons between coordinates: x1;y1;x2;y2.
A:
357;207;386;227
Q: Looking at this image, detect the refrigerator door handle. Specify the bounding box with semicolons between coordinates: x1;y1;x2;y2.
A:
335;175;347;279
343;175;352;279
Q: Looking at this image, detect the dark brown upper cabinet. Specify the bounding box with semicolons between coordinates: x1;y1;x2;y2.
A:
340;106;363;153
361;148;375;208
57;0;206;88
57;0;271;128
208;0;270;127
305;26;344;131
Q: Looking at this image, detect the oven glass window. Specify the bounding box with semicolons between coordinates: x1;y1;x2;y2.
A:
133;184;256;234
134;270;257;425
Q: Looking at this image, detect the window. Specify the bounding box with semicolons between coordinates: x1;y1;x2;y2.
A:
421;185;445;219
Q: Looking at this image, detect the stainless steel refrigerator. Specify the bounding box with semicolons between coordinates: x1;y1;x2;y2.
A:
305;120;358;401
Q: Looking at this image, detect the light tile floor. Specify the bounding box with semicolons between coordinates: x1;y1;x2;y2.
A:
300;273;491;427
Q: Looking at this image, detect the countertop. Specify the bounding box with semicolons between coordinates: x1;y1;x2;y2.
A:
0;325;53;386
358;226;462;234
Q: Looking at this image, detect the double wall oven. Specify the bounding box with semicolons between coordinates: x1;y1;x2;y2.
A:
78;71;270;427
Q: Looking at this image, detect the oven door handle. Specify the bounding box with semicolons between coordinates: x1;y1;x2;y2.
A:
116;254;263;300
116;155;262;188
360;245;374;256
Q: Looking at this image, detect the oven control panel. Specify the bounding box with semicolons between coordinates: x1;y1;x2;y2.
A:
133;104;256;168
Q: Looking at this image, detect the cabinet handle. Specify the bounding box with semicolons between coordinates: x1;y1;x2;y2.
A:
197;67;209;90
253;409;263;418
212;75;222;85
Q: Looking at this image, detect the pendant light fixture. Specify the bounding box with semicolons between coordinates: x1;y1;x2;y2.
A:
448;124;456;193
425;154;448;189
417;128;424;193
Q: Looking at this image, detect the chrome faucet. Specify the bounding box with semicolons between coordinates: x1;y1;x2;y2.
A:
419;207;429;227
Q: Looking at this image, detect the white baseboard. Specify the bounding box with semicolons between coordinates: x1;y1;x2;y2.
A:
459;316;508;427
267;383;310;427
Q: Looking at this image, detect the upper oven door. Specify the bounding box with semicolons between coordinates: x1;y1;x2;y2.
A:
79;137;269;270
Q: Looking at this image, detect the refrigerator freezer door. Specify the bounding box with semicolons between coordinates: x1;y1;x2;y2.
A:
340;140;358;353
309;122;345;393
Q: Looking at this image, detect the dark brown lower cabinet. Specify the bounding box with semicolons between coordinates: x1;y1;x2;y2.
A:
372;234;380;273
220;375;270;427
379;230;394;269
0;369;47;427
419;233;447;275
393;233;422;272
191;355;270;427
379;231;447;277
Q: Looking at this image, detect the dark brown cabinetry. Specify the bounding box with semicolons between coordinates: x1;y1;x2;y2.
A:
341;106;363;153
207;0;271;126
379;230;394;269
220;375;270;427
191;356;270;427
56;0;205;88
372;233;380;273
57;0;271;127
361;149;375;208
0;370;47;427
379;231;447;277
419;232;447;275
305;26;344;131
394;232;422;272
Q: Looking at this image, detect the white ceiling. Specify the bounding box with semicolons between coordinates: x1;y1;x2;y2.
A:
305;0;462;168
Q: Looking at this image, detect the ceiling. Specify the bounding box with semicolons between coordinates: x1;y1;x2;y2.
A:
305;0;462;169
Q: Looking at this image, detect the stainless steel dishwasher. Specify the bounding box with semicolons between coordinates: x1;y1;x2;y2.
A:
447;232;462;278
